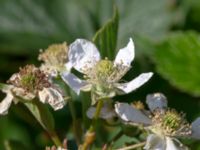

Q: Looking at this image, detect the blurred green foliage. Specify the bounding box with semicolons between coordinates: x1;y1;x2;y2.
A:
1;0;200;149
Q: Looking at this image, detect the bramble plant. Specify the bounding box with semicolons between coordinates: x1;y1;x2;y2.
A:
1;5;200;150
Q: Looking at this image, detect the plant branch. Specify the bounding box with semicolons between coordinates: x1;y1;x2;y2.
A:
116;142;146;150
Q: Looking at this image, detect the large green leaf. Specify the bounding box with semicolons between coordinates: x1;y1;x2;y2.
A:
117;0;174;42
0;0;175;54
93;7;119;60
24;100;55;132
0;117;32;150
0;0;95;54
154;31;200;96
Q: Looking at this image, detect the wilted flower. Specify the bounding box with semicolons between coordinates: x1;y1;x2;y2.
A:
61;38;153;104
38;42;69;77
115;93;200;150
0;65;66;115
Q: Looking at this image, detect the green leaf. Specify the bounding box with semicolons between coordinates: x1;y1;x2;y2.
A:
24;100;55;132
0;0;95;54
93;7;119;60
154;31;200;96
117;0;174;43
0;117;31;150
0;83;9;90
4;140;29;150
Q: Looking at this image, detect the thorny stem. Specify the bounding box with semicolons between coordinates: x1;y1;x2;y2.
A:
116;141;146;150
81;99;104;150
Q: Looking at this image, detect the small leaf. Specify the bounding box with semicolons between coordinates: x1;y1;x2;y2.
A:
0;83;10;90
154;31;200;96
93;7;119;59
24;100;55;132
4;140;29;150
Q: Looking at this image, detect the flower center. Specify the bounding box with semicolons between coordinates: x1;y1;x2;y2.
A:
21;73;36;92
95;59;115;79
162;110;181;131
38;42;68;67
8;65;51;93
151;109;191;137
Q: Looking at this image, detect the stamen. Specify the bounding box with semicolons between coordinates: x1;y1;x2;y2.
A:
38;42;68;67
151;109;191;137
132;101;145;110
7;65;51;93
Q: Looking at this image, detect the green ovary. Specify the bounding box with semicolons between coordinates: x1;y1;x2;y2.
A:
162;111;181;130
96;60;114;78
21;74;36;91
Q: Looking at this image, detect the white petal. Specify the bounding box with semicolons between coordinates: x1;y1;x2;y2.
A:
68;39;100;73
114;38;135;67
166;137;188;150
115;102;152;125
146;93;168;112
144;134;166;150
61;72;90;95
39;88;66;110
65;62;73;72
87;103;116;119
12;87;35;100
191;117;200;139
0;92;13;115
116;72;153;94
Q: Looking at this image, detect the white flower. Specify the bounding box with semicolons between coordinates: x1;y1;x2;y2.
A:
61;38;153;104
115;93;200;150
0;65;66;115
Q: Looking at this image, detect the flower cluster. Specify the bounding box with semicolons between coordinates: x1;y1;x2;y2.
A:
0;64;66;114
115;93;200;149
0;38;200;150
61;38;153;104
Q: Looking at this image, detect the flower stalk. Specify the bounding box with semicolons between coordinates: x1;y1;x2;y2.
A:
116;141;146;150
81;99;104;150
49;131;63;147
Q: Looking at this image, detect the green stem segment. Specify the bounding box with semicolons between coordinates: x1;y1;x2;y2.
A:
81;100;104;150
50;131;63;147
116;142;146;150
68;98;81;144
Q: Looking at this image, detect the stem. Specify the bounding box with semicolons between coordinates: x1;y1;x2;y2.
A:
50;131;63;147
63;79;81;145
116;142;146;150
81;100;104;150
89;99;104;131
68;98;81;144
